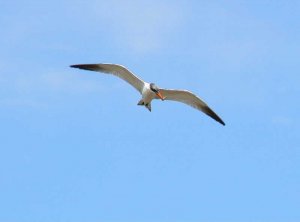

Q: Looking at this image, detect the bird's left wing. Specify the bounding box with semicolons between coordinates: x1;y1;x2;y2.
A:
159;89;225;125
70;63;145;93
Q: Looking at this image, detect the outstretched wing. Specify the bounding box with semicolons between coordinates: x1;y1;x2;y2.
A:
70;63;145;93
159;89;225;125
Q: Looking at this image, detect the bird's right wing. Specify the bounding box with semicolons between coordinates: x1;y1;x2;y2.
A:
70;63;145;93
159;89;225;125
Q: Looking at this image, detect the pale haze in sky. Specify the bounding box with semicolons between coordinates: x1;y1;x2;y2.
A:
0;0;299;221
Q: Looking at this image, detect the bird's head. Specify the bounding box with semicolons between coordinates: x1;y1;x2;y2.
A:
150;83;165;100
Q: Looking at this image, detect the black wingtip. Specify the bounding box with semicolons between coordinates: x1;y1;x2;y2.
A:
69;64;100;71
219;120;226;126
202;106;225;126
213;116;225;126
70;64;81;68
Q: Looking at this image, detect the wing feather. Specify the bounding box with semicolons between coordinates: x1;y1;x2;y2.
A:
70;63;145;93
159;89;225;125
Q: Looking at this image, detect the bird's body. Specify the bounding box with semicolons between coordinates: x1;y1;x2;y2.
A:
142;83;155;104
70;63;225;125
139;83;158;111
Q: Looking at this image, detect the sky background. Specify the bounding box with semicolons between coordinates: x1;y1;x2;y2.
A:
1;0;300;221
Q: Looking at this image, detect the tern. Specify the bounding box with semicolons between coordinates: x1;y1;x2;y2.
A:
70;63;225;125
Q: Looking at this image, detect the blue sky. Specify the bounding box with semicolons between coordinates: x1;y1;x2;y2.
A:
1;0;300;221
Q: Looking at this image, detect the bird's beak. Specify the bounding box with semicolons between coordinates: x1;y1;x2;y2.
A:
156;91;165;101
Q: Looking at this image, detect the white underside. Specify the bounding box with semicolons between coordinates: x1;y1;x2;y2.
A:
141;83;156;104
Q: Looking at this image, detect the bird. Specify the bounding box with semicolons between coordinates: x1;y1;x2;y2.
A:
70;63;225;125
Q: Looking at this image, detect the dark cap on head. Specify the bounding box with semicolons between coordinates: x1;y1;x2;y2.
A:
150;83;159;92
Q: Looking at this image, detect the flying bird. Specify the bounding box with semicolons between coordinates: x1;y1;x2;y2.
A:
70;63;225;125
